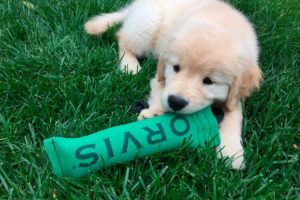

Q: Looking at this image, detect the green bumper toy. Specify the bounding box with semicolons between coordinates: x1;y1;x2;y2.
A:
44;106;220;178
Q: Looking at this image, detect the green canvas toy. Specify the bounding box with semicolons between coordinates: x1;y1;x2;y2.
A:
44;106;220;178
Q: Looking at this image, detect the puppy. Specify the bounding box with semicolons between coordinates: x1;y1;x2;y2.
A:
85;0;262;169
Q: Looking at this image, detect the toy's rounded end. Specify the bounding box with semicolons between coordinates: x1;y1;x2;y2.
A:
44;138;64;176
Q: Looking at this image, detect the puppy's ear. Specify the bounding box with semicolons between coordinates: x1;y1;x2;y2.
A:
157;57;166;82
226;63;262;111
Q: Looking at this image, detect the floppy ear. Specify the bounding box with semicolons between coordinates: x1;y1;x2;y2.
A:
156;57;166;82
226;64;262;111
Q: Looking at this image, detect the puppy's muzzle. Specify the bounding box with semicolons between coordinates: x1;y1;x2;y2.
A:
168;95;188;111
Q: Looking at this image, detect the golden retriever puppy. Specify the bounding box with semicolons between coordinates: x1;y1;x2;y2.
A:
85;0;262;169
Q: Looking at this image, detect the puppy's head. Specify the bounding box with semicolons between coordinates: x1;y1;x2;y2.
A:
157;25;262;113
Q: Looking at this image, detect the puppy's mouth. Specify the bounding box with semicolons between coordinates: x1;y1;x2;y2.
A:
169;105;209;114
167;104;224;123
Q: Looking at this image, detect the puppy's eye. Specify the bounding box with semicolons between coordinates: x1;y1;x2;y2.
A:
203;77;214;85
173;65;180;73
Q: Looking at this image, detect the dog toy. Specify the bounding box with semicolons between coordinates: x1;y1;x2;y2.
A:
44;106;220;178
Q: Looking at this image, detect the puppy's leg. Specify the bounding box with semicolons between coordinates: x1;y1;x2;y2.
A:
117;32;141;74
85;9;128;35
138;76;165;120
116;0;163;74
216;102;245;170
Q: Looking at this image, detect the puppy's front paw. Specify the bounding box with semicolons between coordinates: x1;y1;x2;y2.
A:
119;58;141;74
216;147;245;170
231;155;245;170
137;108;164;121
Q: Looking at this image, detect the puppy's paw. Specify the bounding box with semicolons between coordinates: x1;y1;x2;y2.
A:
231;155;245;170
119;58;141;74
137;108;164;121
85;21;97;34
216;147;245;170
84;17;108;35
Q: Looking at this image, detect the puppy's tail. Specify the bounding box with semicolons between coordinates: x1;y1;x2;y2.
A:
84;9;128;35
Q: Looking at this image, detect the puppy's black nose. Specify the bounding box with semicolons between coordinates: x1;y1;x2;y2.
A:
168;95;188;111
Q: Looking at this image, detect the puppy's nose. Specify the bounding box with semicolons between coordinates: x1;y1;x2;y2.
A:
168;95;188;111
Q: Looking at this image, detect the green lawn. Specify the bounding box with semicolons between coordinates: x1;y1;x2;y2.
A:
0;0;299;199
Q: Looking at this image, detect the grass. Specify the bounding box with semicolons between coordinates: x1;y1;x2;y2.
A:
0;0;299;199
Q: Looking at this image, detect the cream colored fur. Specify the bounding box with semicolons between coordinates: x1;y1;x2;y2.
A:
85;0;262;169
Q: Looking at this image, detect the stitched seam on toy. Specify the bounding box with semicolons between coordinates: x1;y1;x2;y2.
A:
201;110;208;147
206;107;219;148
195;111;205;148
52;139;64;176
206;107;213;147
